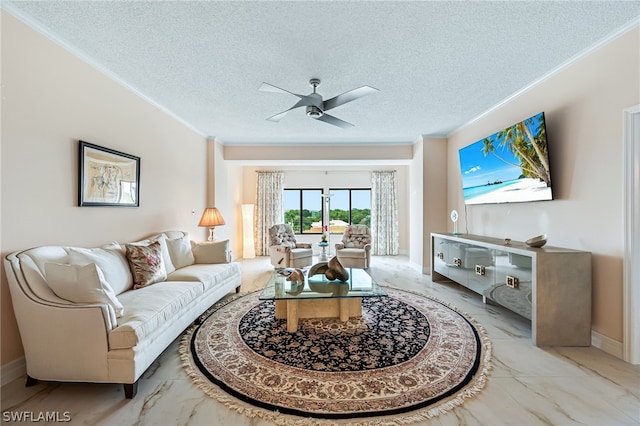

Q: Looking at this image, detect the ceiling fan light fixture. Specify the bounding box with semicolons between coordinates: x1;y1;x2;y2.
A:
306;105;323;118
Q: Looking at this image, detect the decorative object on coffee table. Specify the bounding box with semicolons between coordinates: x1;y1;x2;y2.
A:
285;268;304;286
326;256;349;281
308;256;349;281
307;261;328;278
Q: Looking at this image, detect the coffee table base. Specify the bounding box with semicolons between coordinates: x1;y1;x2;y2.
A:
275;298;362;332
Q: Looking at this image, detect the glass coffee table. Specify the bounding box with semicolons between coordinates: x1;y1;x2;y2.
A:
259;268;387;332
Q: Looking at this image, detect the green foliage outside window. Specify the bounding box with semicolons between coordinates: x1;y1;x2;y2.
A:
284;188;370;234
284;210;301;233
329;208;370;228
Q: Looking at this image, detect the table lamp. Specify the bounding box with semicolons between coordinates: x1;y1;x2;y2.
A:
198;207;225;241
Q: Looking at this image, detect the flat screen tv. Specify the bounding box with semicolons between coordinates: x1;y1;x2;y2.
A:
458;112;553;205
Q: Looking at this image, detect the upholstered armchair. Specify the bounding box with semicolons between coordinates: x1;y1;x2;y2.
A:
335;224;372;268
268;224;313;268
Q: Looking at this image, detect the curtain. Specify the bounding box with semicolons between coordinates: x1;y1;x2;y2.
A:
371;170;399;255
256;171;284;255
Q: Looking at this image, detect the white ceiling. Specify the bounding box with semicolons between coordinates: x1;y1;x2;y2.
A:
4;1;639;145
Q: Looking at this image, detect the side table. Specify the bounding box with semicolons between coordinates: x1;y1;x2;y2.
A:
317;241;329;261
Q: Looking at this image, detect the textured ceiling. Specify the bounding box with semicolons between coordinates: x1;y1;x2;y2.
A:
3;1;639;145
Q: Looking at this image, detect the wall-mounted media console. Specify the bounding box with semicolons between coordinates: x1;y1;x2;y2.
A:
431;233;592;346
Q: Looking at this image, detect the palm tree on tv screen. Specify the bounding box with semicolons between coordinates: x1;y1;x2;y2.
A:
481;114;551;186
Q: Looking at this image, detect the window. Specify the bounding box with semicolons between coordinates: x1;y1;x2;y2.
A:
284;188;371;234
329;188;371;233
283;189;323;233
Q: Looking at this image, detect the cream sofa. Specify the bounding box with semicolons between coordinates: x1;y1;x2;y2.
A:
4;231;241;398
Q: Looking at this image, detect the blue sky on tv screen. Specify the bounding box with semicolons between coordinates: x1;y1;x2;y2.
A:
458;112;544;190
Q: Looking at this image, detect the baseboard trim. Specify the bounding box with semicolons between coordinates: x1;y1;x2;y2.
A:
1;356;26;387
591;330;623;359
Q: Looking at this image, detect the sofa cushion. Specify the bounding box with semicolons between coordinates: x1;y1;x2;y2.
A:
109;281;203;349
191;240;230;264
335;248;367;259
166;233;195;269
68;244;133;295
124;241;167;289
290;248;313;259
45;262;124;319
165;262;241;292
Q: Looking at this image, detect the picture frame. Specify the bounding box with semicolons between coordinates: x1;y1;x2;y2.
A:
78;141;140;207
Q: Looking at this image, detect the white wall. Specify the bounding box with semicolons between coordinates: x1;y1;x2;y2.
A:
447;26;640;344
213;139;243;257
409;140;424;269
1;12;210;365
421;137;448;272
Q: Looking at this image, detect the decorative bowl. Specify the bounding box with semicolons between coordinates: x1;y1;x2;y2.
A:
526;234;547;248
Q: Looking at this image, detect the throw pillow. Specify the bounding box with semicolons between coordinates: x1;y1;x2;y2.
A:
129;234;175;274
165;234;195;269
191;239;230;264
124;241;167;289
45;262;124;319
68;243;133;295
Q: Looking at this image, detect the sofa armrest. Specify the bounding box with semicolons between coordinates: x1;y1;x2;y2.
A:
335;243;345;250
271;245;292;253
4;281;113;382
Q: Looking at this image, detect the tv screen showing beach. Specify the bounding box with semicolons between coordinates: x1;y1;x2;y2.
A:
458;112;553;205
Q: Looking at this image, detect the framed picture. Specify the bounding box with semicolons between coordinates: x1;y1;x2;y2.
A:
78;141;140;207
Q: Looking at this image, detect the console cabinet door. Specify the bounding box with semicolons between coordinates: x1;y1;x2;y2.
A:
467;248;496;297
433;237;450;276
446;243;469;284
490;250;533;320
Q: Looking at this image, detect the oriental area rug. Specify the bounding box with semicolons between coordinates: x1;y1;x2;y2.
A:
180;287;492;426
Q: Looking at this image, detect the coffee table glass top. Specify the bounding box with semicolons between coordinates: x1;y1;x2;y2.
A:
259;268;387;301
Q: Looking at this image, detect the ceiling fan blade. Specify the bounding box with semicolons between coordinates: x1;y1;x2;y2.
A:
259;82;308;99
266;110;291;123
323;85;379;111
316;114;354;128
265;98;315;122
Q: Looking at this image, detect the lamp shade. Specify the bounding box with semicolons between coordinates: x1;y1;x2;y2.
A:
198;207;225;227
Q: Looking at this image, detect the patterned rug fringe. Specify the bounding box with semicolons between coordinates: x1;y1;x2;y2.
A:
179;287;492;426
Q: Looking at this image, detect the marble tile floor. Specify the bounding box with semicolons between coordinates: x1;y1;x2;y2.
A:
2;255;639;425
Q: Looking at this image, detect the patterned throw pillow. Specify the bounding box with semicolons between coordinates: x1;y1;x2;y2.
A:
124;241;167;289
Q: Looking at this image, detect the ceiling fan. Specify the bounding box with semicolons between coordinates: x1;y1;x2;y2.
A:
259;79;379;128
